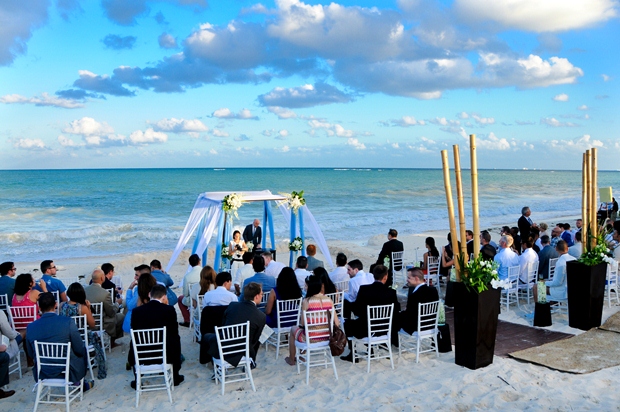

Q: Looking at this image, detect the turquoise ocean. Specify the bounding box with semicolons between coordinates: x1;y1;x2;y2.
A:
1;168;618;261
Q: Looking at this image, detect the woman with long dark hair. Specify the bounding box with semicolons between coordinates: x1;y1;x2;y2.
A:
421;237;440;270
265;267;302;327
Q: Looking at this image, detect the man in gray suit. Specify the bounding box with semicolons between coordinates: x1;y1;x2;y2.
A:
26;293;89;385
85;269;124;346
306;244;324;271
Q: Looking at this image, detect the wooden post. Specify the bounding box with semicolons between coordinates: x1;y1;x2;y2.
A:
470;134;480;259
441;150;461;281
582;152;589;253
453;145;469;264
591;147;598;243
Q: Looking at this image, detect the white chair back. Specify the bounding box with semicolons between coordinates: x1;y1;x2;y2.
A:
548;258;559;280
325;291;344;319
108;288;115;303
192;295;205;342
50;290;60;314
90;302;110;355
528;261;539;283
606;262;619;308
71;314;95;381
398;301;440;363
334;280;349;293
111;276;123;291
0;294;8;312
417;301;440;335
9;305;37;331
366;304;394;341
391;251;405;283
213;321;256;395
427;256;440;276
277;298;302;329
56;277;78;289
130;327;174;406
257;290;270;312
303;309;333;345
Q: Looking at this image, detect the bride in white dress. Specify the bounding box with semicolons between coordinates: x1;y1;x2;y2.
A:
229;230;247;278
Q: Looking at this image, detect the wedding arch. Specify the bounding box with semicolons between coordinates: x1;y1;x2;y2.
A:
165;190;334;272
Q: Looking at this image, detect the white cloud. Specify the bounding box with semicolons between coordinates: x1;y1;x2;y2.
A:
13;138;47;150
57;135;79;147
158;33;178;49
278;129;289;138
577;105;589;111
211;129;229;137
455;0;619;32
129;128;168;144
553;93;569;101
258;83;353;108
602;74;611;81
471;114;495;125
63;117;114;136
209;148;218;155
346;138;366;150
308;119;354;137
458;112;469;119
267;106;297;119
430;117;460;126
475;132;511;150
153;118;208;135
390;116;426;127
540;117;580;127
544;134;604;151
278;145;290;153
0;0;49;65
0;93;84;109
212;108;258;120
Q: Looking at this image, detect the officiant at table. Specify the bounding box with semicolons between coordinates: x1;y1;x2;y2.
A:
243;219;262;251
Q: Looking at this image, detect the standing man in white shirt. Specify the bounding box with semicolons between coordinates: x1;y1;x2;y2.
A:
262;251;285;278
178;254;202;327
329;253;349;284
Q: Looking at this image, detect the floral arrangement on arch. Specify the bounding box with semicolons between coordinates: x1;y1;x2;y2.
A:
280;190;306;214
222;193;244;220
289;237;303;252
221;243;232;260
458;254;506;293
579;231;615;266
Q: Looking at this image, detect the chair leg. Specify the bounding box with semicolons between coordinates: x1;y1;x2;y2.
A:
388;342;394;370
330;351;338;380
366;343;371;374
416;337;421;363
166;367;173;404
305;350;310;385
247;361;256;392
135;374;140;408
398;335;402;358
221;367;226;395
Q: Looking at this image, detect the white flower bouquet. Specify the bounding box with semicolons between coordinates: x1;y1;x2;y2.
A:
222;193;244;220
221;244;232;260
289;237;303;251
279;190;306;214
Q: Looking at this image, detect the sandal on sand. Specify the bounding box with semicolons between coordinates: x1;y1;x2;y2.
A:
284;357;296;366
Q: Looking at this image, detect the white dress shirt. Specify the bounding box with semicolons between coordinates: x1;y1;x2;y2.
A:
568;243;582;259
518;248;539;283
546;253;576;300
329;266;349;284
294;268;311;289
344;270;373;302
181;265;202;306
202;286;238;308
264;260;286;278
234;264;255;286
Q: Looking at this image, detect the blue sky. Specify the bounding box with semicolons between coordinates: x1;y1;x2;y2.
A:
1;0;618;169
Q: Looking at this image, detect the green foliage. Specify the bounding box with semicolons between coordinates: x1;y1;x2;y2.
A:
458;254;500;294
579;231;614;266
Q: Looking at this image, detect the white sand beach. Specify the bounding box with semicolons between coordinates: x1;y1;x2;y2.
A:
5;215;619;411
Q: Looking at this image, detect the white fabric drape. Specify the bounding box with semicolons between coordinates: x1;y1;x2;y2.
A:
165;195;220;272
277;204;334;270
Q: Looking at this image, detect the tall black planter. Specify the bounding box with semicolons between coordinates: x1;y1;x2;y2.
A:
566;261;607;331
453;282;500;370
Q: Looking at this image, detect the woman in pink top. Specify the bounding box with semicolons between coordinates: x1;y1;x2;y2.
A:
11;273;46;321
285;275;340;366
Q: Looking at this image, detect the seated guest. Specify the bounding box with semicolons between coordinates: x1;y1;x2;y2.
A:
561;223;574;247
122;267;156;334
0;261;17;303
34;260;67;302
201;282;266;368
150;259;178;306
480;231;497;261
568;231;583;259
240;256;276;301
534;240;575;301
466;230;475;257
97;263;119;294
262;251;286;278
129;285;184;388
265;267;302;328
341;265;400;362
440;233;459;279
537;235;559;280
234;252;255;295
26;293;92;389
178;254;202;327
519;239;539;283
59;283;107;379
0;309;18;399
314;267;337;295
306;244;324;271
509;227;521;254
494;235;520;280
421;238;440;270
343;259;372;318
202;272;237;308
85;269;124;347
192;265;216;311
12;273;45;318
294;256;311;289
399;267;439;334
285;275;339;366
529;227;541;253
550;225;562;248
328;253;349;284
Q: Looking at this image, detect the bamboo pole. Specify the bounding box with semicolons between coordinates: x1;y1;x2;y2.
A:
582;152;589;253
586;150;592;249
591;147;598;244
441;150;461;281
453;145;468;265
469;134;480;259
